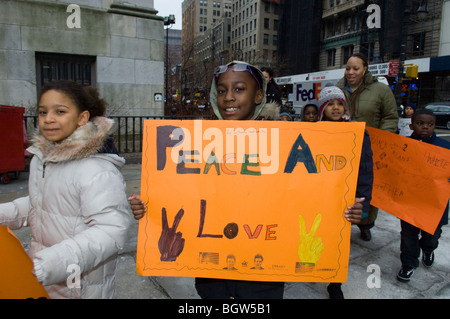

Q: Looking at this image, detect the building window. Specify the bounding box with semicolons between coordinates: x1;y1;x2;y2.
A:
35;52;96;91
264;33;269;45
342;45;354;65
353;15;360;31
369;42;376;62
412;32;425;56
327;49;336;67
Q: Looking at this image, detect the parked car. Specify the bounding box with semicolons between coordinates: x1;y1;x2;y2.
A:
425;102;450;129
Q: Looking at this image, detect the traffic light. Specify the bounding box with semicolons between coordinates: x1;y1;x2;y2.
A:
405;65;419;78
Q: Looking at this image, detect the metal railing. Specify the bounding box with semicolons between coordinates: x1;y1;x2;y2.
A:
24;115;215;154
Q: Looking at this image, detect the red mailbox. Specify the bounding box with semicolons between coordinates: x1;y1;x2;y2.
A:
0;105;27;184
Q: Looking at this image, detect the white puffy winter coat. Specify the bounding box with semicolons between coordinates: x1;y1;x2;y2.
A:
0;117;131;298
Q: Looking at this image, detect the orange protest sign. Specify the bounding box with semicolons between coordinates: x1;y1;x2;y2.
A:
367;127;450;234
0;226;48;299
137;120;365;283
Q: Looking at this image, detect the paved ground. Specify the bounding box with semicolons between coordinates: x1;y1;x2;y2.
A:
1;162;450;299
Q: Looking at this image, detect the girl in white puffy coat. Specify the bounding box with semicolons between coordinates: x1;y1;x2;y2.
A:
0;81;131;298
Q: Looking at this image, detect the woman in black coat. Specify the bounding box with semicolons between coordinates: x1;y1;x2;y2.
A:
261;67;282;106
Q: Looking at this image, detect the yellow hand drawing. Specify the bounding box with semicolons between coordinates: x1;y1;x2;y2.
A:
298;214;324;266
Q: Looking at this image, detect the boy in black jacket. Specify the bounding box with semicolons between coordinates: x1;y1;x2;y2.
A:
397;108;450;282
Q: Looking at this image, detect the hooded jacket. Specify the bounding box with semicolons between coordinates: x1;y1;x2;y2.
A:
210;61;280;121
337;72;398;133
196;62;283;299
0;117;131;299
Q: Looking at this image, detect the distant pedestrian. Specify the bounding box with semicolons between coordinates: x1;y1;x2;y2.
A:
398;103;416;136
261;66;282;107
279;102;295;121
397;108;450;283
0;80;131;298
279;109;293;121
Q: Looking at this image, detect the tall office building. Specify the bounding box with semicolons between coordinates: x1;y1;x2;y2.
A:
182;0;232;95
182;0;283;96
230;0;281;67
278;0;323;75
320;0;443;70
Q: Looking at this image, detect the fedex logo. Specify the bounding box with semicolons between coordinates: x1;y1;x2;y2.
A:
296;82;323;102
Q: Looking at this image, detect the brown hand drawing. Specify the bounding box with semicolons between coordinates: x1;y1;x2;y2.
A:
158;207;185;261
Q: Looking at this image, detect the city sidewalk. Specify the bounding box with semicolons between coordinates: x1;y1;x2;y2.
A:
1;162;450;299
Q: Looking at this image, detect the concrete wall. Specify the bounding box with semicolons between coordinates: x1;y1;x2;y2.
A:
0;0;164;116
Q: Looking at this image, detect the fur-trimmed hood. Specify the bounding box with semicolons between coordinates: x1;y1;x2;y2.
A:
28;117;123;166
256;101;280;120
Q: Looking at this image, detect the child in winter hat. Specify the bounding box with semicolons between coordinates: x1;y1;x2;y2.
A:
318;86;351;121
317;85;374;299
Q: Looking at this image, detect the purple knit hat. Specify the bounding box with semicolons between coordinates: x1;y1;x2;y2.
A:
318;86;350;121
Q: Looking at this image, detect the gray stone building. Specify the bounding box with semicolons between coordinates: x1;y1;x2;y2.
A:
0;0;165;116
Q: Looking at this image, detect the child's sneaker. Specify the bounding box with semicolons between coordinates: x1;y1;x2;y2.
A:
422;251;434;268
397;265;415;282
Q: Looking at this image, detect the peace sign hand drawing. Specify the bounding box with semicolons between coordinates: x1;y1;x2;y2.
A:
298;214;324;265
158;208;185;261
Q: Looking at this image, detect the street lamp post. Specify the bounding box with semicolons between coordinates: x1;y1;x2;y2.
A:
394;0;429;112
417;0;428;21
394;1;411;113
164;14;176;106
417;0;428;56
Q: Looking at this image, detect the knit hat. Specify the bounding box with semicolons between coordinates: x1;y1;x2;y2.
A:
405;103;416;111
318;86;350;121
279;111;293;120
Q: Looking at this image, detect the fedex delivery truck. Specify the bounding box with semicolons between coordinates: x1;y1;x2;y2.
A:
276;65;390;117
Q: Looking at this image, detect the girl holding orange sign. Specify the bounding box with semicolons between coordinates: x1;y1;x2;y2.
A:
130;63;366;299
317;85;374;299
